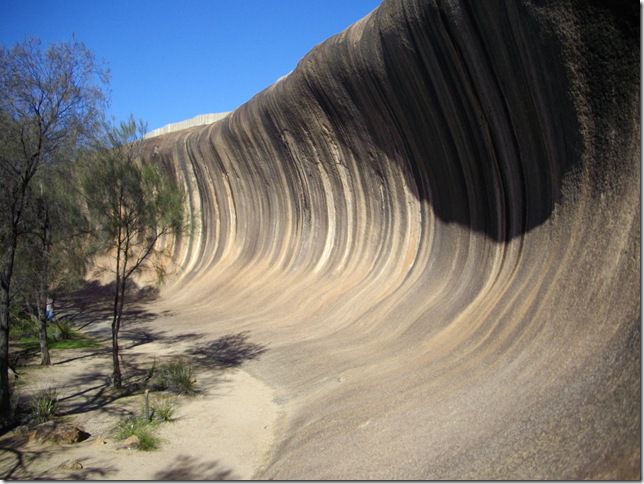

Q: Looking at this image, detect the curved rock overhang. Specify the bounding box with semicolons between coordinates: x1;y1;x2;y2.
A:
142;1;639;479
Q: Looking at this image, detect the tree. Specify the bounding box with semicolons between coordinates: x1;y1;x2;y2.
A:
0;39;108;421
83;117;184;388
11;160;93;365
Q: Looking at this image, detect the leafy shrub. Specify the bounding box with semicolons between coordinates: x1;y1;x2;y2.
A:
29;388;59;424
9;314;39;340
152;359;195;395
115;416;159;451
151;396;176;422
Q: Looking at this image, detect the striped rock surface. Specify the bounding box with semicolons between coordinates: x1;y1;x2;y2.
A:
142;0;640;479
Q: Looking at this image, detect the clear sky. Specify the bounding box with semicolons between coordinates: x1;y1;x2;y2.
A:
0;0;381;132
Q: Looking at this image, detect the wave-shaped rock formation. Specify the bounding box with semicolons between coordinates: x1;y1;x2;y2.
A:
144;0;639;479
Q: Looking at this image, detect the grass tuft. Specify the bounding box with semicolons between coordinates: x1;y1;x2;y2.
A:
152;359;196;395
115;416;159;451
29;388;59;424
151;396;176;422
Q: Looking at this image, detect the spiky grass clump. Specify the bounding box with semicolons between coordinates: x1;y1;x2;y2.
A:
151;396;176;422
29;388;59;424
152;360;196;395
115;416;159;451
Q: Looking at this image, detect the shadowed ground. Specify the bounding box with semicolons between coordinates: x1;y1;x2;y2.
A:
140;0;639;479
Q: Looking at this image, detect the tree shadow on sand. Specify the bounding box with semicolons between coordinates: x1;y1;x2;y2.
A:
189;331;268;369
55;279;165;334
153;455;235;480
0;438;48;480
0;436;116;479
5;279;165;372
14;331;270;421
5;281;269;479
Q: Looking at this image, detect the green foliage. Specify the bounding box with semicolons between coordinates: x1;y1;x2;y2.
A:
16;337;98;351
10;163;95;308
48;338;99;350
152;359;196;395
115;416;159;451
28;388;59;424
83;117;186;264
8;311;39;340
14;321;98;351
150;396;176;422
133;430;159;451
0;37;109;300
0;37;109;417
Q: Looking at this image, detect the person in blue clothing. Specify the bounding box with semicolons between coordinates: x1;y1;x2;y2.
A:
46;298;54;321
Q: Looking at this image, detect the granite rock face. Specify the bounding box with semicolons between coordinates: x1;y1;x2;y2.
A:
143;1;639;479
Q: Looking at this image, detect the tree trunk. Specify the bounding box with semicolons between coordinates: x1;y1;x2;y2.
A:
0;291;10;425
111;218;123;388
0;234;17;424
39;317;50;366
38;206;51;366
112;256;128;389
111;314;121;388
111;271;122;388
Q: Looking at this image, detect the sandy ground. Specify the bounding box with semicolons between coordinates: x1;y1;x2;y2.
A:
0;311;282;480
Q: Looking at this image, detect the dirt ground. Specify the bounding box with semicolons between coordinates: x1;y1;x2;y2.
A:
0;285;282;480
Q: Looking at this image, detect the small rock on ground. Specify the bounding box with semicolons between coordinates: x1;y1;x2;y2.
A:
58;459;84;471
118;434;140;449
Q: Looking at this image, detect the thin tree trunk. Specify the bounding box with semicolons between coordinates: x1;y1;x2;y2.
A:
38;204;51;366
38;317;50;365
111;269;122;388
113;223;130;389
111;220;123;388
111;315;121;388
114;274;127;387
0;234;17;424
1;150;42;422
112;260;128;389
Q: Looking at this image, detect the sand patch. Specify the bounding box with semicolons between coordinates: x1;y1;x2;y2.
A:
2;340;280;479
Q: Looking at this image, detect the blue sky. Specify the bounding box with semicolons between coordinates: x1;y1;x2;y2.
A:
0;0;380;132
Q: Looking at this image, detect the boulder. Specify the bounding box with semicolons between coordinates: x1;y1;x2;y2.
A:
30;421;91;444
